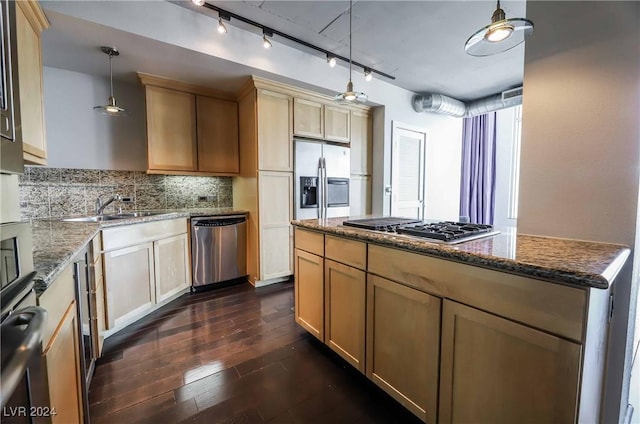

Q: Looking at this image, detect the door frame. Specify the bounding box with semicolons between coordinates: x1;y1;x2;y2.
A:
390;121;427;219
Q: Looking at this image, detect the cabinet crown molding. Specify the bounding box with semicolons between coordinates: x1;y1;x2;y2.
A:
17;1;50;32
137;72;237;101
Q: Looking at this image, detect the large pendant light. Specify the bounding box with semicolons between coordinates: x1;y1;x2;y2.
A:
334;0;367;103
464;0;533;57
93;46;127;116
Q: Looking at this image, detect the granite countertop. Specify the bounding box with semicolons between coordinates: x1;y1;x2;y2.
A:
32;208;248;295
292;217;631;290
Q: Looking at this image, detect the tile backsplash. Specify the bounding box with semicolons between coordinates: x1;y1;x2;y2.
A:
19;166;233;220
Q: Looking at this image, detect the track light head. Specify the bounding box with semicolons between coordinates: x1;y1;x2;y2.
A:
192;0;205;6
327;55;337;68
262;29;273;48
364;69;373;82
217;18;228;34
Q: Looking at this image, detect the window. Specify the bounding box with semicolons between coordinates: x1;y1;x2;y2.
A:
507;105;522;220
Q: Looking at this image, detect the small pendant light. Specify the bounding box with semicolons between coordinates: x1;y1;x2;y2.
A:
94;46;127;116
334;0;367;103
464;0;533;57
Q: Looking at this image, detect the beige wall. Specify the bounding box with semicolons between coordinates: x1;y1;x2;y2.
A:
519;2;640;421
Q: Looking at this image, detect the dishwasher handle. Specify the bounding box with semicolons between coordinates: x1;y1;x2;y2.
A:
193;215;246;228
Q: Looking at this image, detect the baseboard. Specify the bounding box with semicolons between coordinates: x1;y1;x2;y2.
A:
254;275;292;288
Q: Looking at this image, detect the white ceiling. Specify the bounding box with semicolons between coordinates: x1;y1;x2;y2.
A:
41;0;528;101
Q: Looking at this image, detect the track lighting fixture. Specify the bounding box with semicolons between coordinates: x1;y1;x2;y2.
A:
190;1;393;81
262;29;273;49
217;17;227;34
364;69;373;82
93;47;126;116
465;0;534;56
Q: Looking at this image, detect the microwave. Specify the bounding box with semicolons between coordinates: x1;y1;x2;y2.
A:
0;0;24;175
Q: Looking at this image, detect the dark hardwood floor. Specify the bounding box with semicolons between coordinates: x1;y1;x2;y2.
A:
89;281;422;424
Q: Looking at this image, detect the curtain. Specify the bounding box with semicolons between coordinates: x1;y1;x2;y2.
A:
459;112;497;225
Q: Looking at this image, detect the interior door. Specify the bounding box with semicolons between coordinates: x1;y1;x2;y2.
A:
391;123;426;219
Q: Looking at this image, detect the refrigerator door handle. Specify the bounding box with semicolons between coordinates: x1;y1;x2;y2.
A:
317;158;323;219
322;157;328;219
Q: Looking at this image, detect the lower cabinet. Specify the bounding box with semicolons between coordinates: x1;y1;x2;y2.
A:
154;233;190;303
439;300;581;424
294;248;324;340
366;274;441;424
324;259;365;372
103;242;155;330
101;219;191;333
43;302;83;424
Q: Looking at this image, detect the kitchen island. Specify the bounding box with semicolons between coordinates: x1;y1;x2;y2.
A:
292;217;630;424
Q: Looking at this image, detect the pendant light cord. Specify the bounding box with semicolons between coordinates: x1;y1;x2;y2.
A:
349;0;352;83
109;52;114;98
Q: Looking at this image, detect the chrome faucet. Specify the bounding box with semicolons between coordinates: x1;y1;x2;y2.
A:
95;194;122;215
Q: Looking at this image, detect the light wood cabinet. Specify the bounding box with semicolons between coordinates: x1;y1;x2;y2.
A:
439;300;581;424
101;218;190;333
350;110;372;175
146;86;198;172
350;175;372;216
197;96;239;174
324;105;350;143
258;171;293;279
258;90;293;171
366;274;441;423
294;248;324;340
154;233;191;303
140;74;239;175
44;302;83;424
38;261;84;424
103;242;155;330
293;98;351;143
293;97;323;139
15;1;49;165
324;259;365;372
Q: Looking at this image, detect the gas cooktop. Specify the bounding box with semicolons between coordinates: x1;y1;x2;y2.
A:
342;218;500;244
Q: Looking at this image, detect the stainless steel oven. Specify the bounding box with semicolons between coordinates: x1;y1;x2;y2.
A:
0;0;23;175
0;222;50;423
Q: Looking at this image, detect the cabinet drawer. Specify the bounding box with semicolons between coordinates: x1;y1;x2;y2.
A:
325;235;366;270
38;264;75;348
102;218;188;251
295;228;324;256
368;244;586;342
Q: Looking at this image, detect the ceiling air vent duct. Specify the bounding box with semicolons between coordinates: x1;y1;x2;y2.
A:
412;93;466;118
412;86;523;118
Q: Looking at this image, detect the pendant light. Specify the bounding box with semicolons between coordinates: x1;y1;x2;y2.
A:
334;0;367;103
93;47;126;116
464;0;533;57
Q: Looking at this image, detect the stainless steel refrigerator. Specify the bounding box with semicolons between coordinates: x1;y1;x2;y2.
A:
295;139;350;219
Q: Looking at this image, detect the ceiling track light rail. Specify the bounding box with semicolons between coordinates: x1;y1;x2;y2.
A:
198;2;395;81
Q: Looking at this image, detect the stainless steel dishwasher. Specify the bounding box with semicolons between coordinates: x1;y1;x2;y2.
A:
191;215;247;288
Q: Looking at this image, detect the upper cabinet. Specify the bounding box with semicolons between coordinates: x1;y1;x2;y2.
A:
350;110;372;175
293;97;351;143
139;73;239;176
258;89;293;172
15;1;49;165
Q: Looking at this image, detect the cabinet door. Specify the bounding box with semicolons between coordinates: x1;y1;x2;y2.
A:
197;96;239;174
349;175;372;216
258;171;293;280
324;106;350;143
325;259;365;372
44;302;83;424
146;86;198;172
154;233;190;303
16;1;48;165
91;254;106;357
439;300;581;424
294;249;324;340
366;274;440;423
258;90;293;172
103;242;155;330
293;98;323;139
350;110;372;175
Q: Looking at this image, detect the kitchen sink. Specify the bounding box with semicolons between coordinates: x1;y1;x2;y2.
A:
61;215;123;222
61;211;170;222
